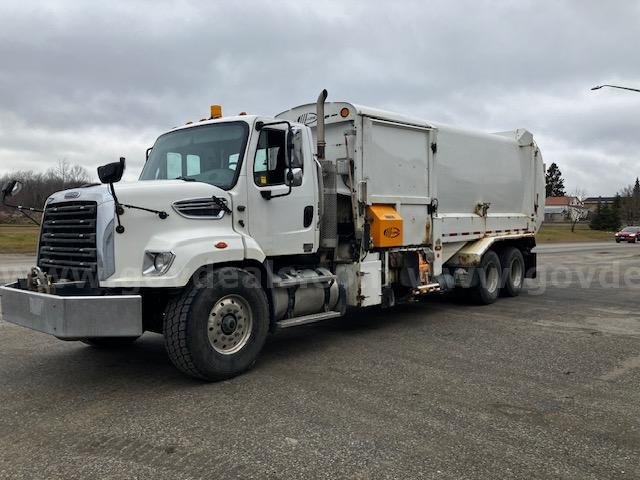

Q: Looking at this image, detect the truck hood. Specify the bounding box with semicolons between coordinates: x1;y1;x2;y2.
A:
46;180;231;210
113;180;231;208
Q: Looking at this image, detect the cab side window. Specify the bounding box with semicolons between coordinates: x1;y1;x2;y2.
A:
254;129;286;186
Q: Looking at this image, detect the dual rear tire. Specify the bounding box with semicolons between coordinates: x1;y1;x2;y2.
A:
471;247;525;304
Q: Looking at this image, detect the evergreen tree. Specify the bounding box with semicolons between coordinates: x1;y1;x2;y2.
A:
633;178;640;222
590;198;621;231
590;200;603;230
545;163;565;197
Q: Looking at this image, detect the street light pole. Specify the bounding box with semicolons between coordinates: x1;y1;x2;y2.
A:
591;84;640;93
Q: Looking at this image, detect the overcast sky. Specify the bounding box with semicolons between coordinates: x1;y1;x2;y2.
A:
1;0;639;196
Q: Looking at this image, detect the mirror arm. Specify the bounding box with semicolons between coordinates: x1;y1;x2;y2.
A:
119;202;168;218
1;202;41;225
262;159;294;201
1;198;43;226
108;183;168;234
263;184;292;200
255;120;291;131
1;200;43;213
108;183;126;233
257;120;298;200
16;209;41;226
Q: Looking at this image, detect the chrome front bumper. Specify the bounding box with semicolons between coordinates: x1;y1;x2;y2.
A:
0;283;142;339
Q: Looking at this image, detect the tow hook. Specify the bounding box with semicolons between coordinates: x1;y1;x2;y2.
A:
26;266;55;294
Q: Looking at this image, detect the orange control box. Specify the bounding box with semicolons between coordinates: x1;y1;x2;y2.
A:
367;204;403;248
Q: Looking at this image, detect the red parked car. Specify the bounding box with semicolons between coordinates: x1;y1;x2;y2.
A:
615;226;640;243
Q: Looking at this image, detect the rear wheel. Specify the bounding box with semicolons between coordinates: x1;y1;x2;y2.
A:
81;337;140;348
163;267;269;381
499;247;525;297
471;250;501;305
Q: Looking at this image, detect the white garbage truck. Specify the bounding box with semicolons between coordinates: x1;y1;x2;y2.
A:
0;90;545;380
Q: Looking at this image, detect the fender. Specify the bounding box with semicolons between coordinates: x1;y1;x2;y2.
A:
445;233;535;267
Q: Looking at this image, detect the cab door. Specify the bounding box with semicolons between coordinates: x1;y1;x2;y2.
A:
246;124;318;256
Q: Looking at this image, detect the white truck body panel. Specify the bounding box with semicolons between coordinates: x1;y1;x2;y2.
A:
277;102;545;273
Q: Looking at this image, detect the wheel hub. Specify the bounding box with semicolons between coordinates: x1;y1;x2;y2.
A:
221;314;238;335
207;295;253;355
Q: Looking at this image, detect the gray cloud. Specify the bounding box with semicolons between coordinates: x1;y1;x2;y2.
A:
1;0;639;193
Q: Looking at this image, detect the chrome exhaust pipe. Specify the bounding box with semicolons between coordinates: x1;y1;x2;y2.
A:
316;89;328;160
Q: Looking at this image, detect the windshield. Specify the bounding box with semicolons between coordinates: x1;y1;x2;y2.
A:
140;122;249;190
622;227;640;232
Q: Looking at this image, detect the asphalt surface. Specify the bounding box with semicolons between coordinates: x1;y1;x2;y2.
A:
0;242;639;479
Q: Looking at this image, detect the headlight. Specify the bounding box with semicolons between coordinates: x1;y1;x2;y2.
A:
143;251;175;276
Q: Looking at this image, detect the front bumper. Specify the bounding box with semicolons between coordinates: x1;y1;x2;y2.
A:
0;283;142;339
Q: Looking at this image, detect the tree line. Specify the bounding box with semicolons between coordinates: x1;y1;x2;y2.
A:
0;160;92;222
546;162;640;231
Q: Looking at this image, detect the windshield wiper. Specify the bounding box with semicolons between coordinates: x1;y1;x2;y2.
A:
175;176;196;182
212;195;232;214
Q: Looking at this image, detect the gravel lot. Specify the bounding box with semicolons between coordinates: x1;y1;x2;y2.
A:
1;243;639;479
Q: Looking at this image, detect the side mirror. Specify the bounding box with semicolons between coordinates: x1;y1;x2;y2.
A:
1;180;22;203
98;157;126;184
286;167;303;187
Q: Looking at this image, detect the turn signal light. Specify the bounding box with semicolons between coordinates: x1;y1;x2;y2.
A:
215;241;228;249
340;107;350;118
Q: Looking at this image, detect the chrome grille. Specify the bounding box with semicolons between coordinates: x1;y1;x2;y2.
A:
38;201;98;281
172;198;226;219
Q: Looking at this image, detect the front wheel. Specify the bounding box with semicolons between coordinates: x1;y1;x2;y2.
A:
470;250;501;305
164;267;270;381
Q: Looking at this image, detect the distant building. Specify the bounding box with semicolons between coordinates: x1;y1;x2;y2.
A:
544;196;589;222
583;196;616;213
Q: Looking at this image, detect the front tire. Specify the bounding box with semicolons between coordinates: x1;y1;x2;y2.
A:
164;267;269;381
499;247;525;297
471;250;501;305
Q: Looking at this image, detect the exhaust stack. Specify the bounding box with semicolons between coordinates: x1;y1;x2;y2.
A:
315;89;337;249
316;89;328;160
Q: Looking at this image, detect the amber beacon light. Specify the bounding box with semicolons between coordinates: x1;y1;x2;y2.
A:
210;104;223;119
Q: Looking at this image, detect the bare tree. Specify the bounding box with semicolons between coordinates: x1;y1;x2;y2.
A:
618;181;640;224
0;161;93;222
46;159;90;191
569;187;588;232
